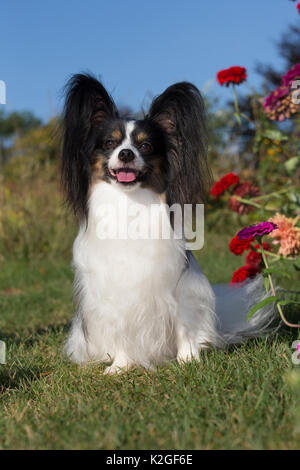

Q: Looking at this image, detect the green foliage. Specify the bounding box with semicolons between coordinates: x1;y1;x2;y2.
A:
0;118;75;259
0;109;41;137
0;109;42;164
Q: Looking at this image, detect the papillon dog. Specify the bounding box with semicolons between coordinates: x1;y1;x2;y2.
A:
62;74;275;374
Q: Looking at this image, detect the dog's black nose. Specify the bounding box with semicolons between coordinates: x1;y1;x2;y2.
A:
118;149;135;163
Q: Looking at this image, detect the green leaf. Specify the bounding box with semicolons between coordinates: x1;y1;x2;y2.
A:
294;261;300;272
264;130;288;142
247;296;277;322
262;267;290;278
284;156;300;175
263;276;270;293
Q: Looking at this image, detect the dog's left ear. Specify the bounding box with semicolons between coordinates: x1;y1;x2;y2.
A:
147;82;212;207
62;73;118;220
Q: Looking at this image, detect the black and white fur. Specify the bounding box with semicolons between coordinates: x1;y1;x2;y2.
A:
62;73;276;374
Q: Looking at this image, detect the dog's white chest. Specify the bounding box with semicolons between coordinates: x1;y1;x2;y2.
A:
73;183;186;314
70;182;186;364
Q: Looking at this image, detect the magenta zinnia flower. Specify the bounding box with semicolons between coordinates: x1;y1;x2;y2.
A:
282;64;300;87
237;222;278;240
264;64;300;121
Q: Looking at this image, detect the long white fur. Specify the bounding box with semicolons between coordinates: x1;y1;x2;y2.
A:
65;123;277;374
65;180;276;373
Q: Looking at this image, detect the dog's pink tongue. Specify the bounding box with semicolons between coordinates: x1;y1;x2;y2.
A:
117;171;136;183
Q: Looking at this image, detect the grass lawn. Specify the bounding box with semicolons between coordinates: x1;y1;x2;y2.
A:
0;232;299;450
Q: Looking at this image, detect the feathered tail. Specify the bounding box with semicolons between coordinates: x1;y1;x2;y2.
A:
213;275;279;345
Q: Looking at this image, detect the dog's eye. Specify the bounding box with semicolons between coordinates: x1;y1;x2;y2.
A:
105;139;115;149
139;142;152;153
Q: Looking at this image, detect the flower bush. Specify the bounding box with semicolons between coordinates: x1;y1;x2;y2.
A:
214;59;300;328
229;231;273;284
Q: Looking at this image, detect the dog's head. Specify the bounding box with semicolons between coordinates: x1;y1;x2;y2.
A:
62;74;211;220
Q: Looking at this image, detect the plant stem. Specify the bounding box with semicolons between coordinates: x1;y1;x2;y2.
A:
256;249;280;260
257;238;300;328
251;188;290;201
230;195;263;209
231;195;280;212
240;112;254;125
232;85;241;125
232;85;256;127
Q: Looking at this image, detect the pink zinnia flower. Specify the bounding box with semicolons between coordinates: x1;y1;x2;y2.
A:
269;213;300;257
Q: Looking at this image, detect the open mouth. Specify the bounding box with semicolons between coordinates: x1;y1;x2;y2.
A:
109;167;142;184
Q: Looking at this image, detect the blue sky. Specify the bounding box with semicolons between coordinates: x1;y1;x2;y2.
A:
1;0;298;121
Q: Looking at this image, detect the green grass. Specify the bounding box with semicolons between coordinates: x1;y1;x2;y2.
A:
0;233;299;450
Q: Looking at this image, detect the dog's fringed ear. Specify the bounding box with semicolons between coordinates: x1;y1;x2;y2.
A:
147;82;212;208
62;73;118;219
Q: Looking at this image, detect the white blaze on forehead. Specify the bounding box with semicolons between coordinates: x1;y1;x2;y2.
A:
108;120;145;171
125;120;136;142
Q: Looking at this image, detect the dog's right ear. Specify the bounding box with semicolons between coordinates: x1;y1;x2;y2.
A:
62;73;118;219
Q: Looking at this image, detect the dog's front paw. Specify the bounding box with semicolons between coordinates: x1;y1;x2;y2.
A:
104;363;131;375
177;345;200;363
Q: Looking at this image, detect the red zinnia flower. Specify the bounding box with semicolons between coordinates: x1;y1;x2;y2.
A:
246;250;263;269
229;235;253;256
231;265;260;284
297;3;300;14
217;66;247;87
254;242;271;252
211;172;239;198
245;243;271;270
229;182;260;214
